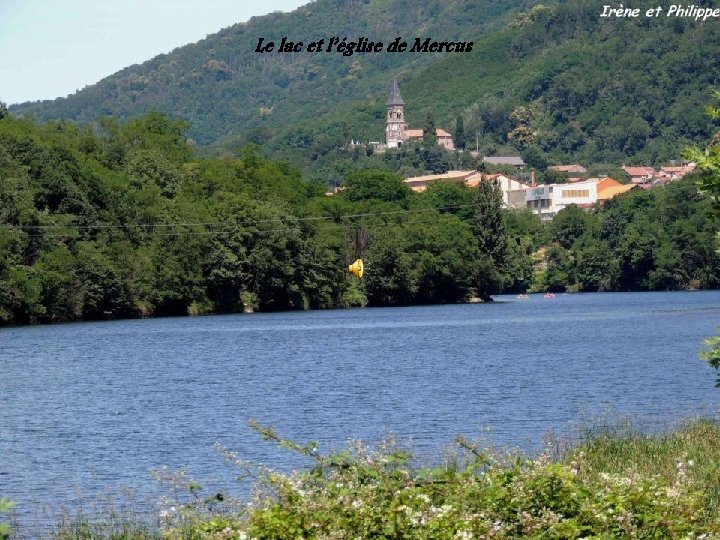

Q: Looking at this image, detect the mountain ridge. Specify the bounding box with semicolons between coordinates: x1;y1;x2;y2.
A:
8;0;720;182
10;0;527;145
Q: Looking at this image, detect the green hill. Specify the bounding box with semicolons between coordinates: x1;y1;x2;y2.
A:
258;1;720;181
8;1;720;183
8;0;526;146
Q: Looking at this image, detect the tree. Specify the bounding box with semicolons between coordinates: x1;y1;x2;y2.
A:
550;205;591;249
422;112;437;148
342;169;410;205
472;179;508;300
687;90;720;208
701;332;720;387
364;231;417;306
454;115;466;149
690;91;720;384
402;214;479;303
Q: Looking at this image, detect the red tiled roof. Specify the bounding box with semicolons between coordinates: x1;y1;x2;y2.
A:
623;166;655;177
549;164;586;173
405;128;453;139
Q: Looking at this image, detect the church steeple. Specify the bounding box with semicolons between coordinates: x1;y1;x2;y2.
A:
387;78;404;106
386;78;406;148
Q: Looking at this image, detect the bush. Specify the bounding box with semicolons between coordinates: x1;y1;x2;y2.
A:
168;421;720;539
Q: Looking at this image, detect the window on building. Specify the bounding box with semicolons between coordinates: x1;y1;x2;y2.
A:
563;189;590;198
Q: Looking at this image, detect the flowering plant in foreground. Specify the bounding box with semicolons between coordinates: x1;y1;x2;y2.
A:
160;420;720;539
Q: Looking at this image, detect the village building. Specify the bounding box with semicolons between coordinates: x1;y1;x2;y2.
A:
403;170;529;207
482;156;526;169
548;164;587;174
622;165;656;184
657;164;696;182
525;177;635;220
403;170;476;192
384;78;454;150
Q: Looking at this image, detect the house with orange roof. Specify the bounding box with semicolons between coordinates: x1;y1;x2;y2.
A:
403;170;476;192
622;166;655;183
594;177;621;192
403;171;529;207
404;128;455;150
657;164;696;181
597;183;638;204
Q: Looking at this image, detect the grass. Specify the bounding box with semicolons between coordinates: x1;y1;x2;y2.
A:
571;417;720;514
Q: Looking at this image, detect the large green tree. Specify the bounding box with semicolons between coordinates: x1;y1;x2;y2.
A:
690;91;720;385
472;179;508;300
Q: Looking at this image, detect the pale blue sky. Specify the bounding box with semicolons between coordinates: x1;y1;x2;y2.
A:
0;0;309;105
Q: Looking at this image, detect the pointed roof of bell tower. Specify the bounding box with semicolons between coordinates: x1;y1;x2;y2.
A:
387;78;404;106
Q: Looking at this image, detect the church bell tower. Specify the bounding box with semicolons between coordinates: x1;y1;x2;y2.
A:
385;78;407;148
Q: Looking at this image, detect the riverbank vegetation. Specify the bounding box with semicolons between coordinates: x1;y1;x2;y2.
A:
5;418;714;538
1;111;719;326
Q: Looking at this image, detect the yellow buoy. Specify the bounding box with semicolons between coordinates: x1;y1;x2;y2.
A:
348;259;364;279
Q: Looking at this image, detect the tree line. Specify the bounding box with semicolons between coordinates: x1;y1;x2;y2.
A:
0;111;718;326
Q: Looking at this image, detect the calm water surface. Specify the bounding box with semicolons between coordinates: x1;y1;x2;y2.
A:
1;291;720;526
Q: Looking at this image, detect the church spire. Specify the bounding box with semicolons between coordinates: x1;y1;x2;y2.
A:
387;78;404;106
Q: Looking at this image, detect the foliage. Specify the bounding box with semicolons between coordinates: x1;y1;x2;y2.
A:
422;112;437;148
0;498;13;540
688;90;720;209
692;92;720;387
1;110;718;326
53;510;161;540
473;179;508;300
532;178;720;293
148;419;720;539
454;115;465;150
8;1;718;185
341;169;410;205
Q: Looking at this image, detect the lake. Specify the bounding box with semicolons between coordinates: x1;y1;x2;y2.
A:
1;291;719;529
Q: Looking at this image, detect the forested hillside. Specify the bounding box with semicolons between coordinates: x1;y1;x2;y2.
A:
1;111;718;326
9;1;720;185
8;0;526;146
263;1;720;181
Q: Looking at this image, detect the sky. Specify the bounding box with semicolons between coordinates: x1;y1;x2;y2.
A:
0;0;309;105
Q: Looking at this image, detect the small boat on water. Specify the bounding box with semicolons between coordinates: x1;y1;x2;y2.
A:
544;292;556;299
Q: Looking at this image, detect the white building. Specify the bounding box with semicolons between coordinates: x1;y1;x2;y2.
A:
403;171;529;207
525;177;625;220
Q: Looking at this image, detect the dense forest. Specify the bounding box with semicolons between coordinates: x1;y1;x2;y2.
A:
9;1;720;184
1;110;718;326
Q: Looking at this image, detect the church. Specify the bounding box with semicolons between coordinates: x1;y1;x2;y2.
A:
385;78;454;150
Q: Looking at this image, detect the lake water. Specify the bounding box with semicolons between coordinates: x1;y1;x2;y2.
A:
2;291;720;529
